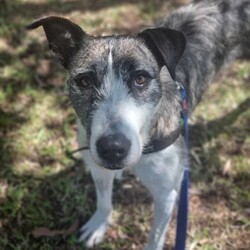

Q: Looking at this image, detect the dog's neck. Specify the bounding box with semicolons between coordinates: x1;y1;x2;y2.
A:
148;79;183;148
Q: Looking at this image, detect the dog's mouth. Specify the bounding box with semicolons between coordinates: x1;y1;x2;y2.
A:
99;162;127;170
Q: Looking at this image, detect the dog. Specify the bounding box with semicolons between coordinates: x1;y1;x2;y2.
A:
27;0;250;249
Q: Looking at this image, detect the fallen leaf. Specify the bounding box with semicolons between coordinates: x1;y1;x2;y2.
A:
109;229;119;240
32;220;79;238
223;159;232;176
32;227;64;238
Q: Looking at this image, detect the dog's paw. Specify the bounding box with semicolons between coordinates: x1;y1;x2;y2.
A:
78;210;112;247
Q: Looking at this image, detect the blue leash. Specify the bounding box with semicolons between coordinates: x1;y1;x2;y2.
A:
174;83;189;250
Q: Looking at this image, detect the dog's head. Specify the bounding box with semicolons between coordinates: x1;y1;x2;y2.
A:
27;16;186;170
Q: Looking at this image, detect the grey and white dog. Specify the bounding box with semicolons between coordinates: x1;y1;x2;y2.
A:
27;0;250;249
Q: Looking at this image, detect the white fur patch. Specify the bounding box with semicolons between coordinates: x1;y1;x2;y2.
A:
134;144;183;249
135;144;183;192
89;44;154;168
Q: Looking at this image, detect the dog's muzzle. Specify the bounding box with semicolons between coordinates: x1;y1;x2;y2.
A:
96;133;131;169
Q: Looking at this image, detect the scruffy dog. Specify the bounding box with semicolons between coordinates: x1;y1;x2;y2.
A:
27;0;250;249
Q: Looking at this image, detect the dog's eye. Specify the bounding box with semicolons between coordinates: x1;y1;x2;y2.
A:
133;71;150;88
80;76;92;88
135;74;146;87
75;73;94;88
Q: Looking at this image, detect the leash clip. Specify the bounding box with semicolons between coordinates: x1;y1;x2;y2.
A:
176;81;188;114
175;81;184;90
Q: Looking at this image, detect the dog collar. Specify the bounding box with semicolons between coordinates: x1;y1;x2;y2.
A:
142;81;187;154
142;126;182;154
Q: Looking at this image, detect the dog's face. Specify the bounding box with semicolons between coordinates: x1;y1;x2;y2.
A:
27;17;186;170
69;37;162;169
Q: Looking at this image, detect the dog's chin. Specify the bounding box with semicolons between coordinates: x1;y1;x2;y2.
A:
91;152;142;170
100;162;128;170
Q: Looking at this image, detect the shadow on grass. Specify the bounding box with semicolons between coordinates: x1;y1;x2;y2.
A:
190;97;250;144
1;21;249;247
1;37;249;250
0;0;249;248
5;0;168;18
189;97;250;179
1;0;170;47
189;97;250;210
0;97;249;249
0;46;151;249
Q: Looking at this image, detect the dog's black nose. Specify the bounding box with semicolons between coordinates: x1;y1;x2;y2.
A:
96;133;131;163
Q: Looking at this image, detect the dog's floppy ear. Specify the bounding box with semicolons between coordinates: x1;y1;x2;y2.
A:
27;16;86;68
138;28;186;79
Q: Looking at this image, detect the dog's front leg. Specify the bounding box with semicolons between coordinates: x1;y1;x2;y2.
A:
79;165;115;247
135;145;182;250
145;190;177;250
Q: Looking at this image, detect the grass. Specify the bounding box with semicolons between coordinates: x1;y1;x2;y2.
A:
0;0;249;249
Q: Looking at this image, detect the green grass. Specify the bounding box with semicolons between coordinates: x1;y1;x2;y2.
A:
0;0;249;249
